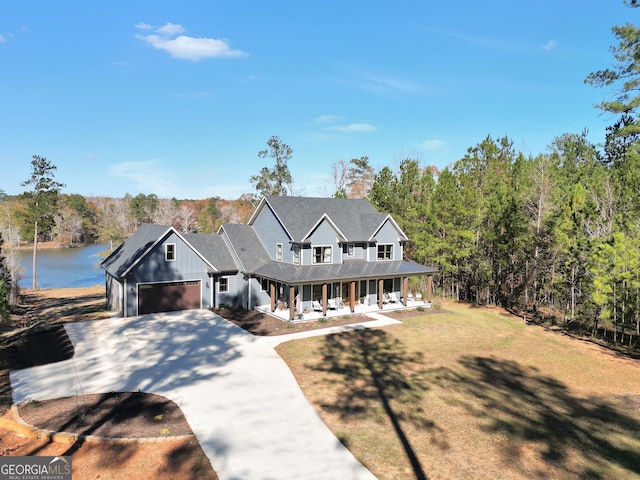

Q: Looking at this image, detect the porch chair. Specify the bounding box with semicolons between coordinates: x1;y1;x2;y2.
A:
388;292;399;303
312;300;323;312
327;299;338;310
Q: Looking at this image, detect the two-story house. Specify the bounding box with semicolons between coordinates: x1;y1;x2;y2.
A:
101;196;437;319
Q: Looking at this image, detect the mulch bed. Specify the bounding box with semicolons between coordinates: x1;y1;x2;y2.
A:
18;392;194;439
212;306;379;336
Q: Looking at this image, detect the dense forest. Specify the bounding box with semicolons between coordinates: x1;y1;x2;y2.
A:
1;1;640;350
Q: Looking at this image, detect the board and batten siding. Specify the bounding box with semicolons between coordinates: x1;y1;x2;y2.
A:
252;205;292;262
343;242;367;261
126;233;212;315
216;272;245;308
307;219;341;264
105;273;122;312
370;221;403;261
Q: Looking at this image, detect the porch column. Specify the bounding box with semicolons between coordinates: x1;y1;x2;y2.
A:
270;283;276;312
378;279;384;309
427;275;433;303
349;281;356;313
289;286;295;321
403;276;409;306
322;283;328;316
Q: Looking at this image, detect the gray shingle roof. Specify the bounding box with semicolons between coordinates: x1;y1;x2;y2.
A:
220;223;271;273
261;196;394;242
253;259;437;284
101;224;170;278
101;224;239;278
183;233;238;272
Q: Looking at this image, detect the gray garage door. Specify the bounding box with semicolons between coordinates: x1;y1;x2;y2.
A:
138;280;201;315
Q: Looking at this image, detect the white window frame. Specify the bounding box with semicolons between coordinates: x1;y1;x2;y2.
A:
312;245;332;264
377;244;393;261
165;243;176;261
293;245;300;265
218;276;229;293
347;243;355;257
276;243;283;262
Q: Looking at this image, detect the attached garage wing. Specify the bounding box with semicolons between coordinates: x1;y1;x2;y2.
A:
138;280;201;315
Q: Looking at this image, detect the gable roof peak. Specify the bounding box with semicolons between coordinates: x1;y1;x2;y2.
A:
254;195;389;242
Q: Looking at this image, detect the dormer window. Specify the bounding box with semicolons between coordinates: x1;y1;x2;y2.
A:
347;243;355;257
293;245;300;265
313;245;332;264
377;244;393;261
276;243;283;262
165;243;176;261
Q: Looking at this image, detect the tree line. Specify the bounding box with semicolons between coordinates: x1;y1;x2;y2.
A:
1;0;639;350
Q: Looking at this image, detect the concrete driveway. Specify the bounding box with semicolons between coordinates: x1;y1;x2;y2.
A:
10;310;377;480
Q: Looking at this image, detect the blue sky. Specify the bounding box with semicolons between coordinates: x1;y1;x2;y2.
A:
0;1;633;199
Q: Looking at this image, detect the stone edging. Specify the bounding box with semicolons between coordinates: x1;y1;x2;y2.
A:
1;405;196;444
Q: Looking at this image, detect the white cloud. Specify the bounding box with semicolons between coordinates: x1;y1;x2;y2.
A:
156;22;186;37
0;34;5;43
135;22;247;61
540;40;557;51
134;22;154;31
418;139;446;150
324;123;377;133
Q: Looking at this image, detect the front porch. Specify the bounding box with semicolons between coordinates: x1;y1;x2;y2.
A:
256;294;431;323
256;274;434;322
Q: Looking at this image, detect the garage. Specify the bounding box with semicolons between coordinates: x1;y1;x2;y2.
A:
138;280;201;315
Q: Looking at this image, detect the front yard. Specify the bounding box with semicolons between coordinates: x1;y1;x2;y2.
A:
277;301;640;479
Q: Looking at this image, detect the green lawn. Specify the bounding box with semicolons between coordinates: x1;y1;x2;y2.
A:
277;303;640;480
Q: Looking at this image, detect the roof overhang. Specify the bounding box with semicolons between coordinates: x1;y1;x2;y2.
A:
369;214;409;242
119;226;218;278
247;196;294;241
252;260;437;285
301;213;348;243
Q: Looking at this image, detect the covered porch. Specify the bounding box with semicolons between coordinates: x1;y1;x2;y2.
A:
251;259;437;322
256;292;431;322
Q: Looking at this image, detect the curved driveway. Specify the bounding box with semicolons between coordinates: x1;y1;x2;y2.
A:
10;310;378;480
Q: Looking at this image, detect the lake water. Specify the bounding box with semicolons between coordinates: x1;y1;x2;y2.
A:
18;244;110;289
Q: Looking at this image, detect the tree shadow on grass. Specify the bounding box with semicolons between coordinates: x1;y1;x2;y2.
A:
432;355;640;479
312;329;443;480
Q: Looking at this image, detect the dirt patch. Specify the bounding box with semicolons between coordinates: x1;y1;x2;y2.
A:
18;392;195;439
0;422;216;480
213;305;379;336
2;286;108;344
